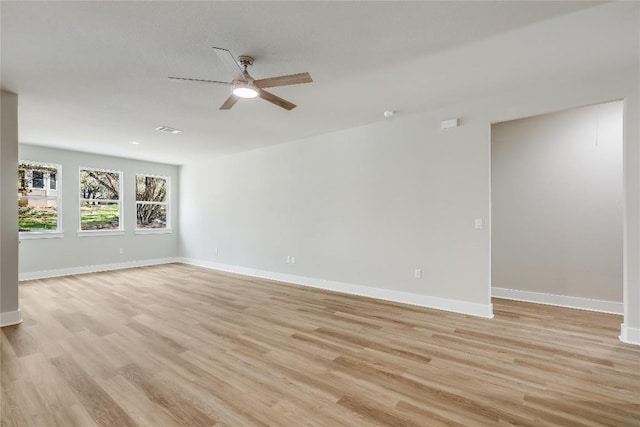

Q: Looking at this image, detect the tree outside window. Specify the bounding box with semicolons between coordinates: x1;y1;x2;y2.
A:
80;168;122;231
136;175;168;229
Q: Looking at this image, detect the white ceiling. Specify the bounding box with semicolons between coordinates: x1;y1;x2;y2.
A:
1;1;637;165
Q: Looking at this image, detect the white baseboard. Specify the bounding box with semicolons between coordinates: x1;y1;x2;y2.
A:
620;323;640;346
19;257;179;281
179;257;494;318
0;308;22;327
492;287;623;315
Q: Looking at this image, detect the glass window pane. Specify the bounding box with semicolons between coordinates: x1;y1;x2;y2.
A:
136;176;167;202
80;201;120;230
18;198;58;232
137;203;167;229
49;172;57;190
80;170;119;200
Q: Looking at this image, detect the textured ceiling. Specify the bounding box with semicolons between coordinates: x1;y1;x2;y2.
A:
1;1;636;165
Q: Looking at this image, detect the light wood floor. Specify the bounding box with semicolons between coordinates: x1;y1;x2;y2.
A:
1;264;639;426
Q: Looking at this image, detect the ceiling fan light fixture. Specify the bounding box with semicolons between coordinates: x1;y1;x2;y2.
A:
233;84;258;99
170;47;311;110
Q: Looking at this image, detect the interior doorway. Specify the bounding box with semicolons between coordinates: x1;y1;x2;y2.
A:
490;100;624;314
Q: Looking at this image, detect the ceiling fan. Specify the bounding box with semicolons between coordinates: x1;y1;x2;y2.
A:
169;47;312;111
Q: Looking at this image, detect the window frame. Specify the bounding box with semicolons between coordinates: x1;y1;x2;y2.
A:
78;166;124;236
135;173;171;234
18;160;63;239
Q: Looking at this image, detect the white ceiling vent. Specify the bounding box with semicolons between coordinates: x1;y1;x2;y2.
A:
155;126;183;134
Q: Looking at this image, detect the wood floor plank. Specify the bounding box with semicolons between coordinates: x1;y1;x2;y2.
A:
49;354;137;427
51;403;100;427
118;363;216;427
1;263;638;426
97;374;183;427
0;379;29;427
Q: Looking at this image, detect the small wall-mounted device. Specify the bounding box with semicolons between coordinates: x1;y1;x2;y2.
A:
441;118;459;129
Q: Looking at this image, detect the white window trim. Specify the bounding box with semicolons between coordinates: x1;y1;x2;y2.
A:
134;229;172;235
77;230;125;237
18;160;62;239
20;232;64;240
135;173;171;232
79;167;124;234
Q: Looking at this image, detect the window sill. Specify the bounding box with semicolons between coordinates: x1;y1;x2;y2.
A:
77;230;125;237
135;229;172;235
19;232;64;240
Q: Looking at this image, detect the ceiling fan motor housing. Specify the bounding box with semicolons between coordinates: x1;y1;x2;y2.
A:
237;55;254;68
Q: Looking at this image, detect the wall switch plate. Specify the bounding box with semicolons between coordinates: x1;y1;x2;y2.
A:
286;256;291;263
474;218;483;229
414;269;421;279
291;256;296;264
119;248;124;254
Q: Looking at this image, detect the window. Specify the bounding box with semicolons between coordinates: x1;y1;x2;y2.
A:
79;168;122;231
49;172;57;190
32;171;44;189
136;174;169;231
18;161;61;234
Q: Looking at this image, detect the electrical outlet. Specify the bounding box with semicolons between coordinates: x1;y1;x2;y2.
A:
414;269;421;279
119;248;124;254
291;256;296;264
286;256;291;263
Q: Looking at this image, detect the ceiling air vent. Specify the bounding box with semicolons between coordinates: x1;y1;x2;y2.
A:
155;126;182;134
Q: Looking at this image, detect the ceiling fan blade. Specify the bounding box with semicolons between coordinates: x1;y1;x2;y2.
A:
257;88;296;110
254;72;313;89
219;94;240;110
212;46;245;80
169;77;233;85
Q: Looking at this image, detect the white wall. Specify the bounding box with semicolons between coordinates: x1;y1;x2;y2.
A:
492;101;623;305
18;145;179;279
1;91;21;326
180;66;639;332
180;107;492;315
